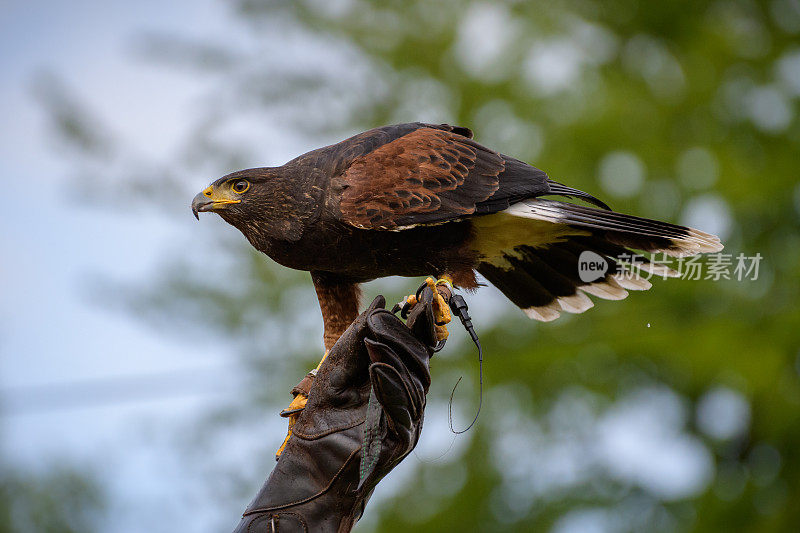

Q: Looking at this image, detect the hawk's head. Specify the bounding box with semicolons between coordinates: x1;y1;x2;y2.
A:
192;167;280;221
191;167;309;243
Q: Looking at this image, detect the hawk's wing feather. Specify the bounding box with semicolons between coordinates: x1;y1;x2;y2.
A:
334;123;608;230
338;126;506;229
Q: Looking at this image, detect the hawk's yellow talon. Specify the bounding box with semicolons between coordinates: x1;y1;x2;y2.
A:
281;393;308;415
277;397;305;459
423;277;452;341
276;431;292;458
276;350;328;459
277;398;305;460
426;277;452;324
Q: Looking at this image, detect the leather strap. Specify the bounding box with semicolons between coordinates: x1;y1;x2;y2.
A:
291;372;315;397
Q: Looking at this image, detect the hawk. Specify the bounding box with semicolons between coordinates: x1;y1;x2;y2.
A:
192;123;722;351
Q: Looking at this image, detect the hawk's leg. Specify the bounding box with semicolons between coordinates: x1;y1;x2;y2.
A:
311;272;362;352
276;272;361;458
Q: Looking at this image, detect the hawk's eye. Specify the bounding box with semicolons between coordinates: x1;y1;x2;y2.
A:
231;180;250;194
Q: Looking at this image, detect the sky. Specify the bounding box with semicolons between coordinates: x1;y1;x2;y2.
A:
0;2;267;530
0;2;233;421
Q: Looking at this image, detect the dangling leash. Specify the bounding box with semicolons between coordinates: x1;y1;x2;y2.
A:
394;277;484;433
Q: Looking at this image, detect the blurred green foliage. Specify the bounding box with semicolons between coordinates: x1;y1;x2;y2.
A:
0;465;105;533
38;0;800;531
234;2;800;530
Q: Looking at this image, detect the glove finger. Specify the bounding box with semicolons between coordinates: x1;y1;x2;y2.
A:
365;294;386;314
364;338;424;407
365;339;424;422
366;310;432;392
368;361;416;433
405;287;438;348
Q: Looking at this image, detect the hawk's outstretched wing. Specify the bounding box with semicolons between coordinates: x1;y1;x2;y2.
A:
335;124;606;230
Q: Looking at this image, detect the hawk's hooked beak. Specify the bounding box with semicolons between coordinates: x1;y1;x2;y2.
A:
191;185;241;220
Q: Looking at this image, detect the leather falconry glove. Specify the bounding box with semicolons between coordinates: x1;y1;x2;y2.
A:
232;287;440;533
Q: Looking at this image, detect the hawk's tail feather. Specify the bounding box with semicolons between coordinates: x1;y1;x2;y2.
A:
474;197;722;322
545;181;612;211
506;199;723;257
477;240;664;323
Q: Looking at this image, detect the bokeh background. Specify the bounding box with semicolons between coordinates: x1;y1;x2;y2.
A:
2;0;799;531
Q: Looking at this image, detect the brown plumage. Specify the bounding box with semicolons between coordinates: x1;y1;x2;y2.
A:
192;122;722;350
340;127;505;228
